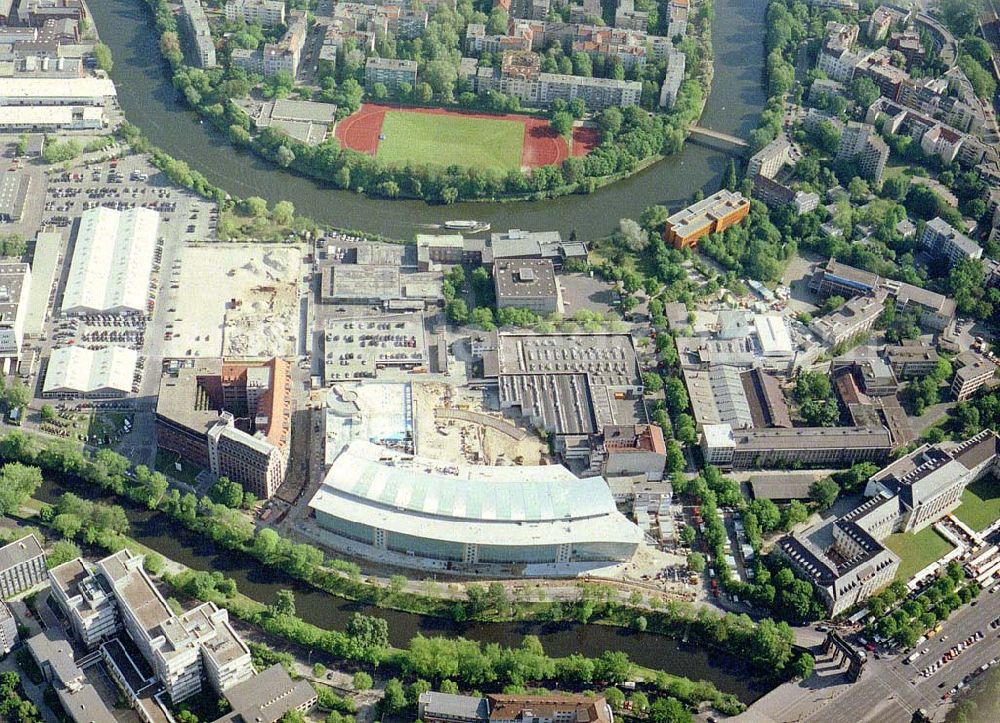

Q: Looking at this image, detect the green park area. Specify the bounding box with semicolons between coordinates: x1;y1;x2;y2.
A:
884;526;955;583
953;477;1000;532
376;111;524;169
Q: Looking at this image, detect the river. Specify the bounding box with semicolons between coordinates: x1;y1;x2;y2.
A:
35;475;776;702
88;0;768;239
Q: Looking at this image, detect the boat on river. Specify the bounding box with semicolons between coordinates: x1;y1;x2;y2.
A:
443;220;490;233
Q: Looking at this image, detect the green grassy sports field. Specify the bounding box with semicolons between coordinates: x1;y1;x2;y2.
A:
375;111;524;169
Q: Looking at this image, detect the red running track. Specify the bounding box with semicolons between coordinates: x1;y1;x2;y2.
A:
334;103;599;168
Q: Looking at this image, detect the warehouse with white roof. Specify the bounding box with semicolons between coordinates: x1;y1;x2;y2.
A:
308;440;643;569
0;78;117;105
43;346;137;399
61;207;159;315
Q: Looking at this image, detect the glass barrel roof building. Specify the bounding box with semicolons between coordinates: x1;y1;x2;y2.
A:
307;441;643;569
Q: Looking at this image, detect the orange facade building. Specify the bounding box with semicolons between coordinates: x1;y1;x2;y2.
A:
663;189;751;249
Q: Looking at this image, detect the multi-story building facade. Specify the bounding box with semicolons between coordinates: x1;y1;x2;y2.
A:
232;11;306;76
0;534;46;598
156;358;291;499
364;57;418;91
779;431;1000;614
952;351;996;401
494;259;563;315
0;601;17;653
885;343;940;379
224;0;285;26
180;0;216;68
662;190;750;249
809;289;888;347
836;121;889;182
0;261;31;372
921;217;982;268
419;692;613;723
48;558;120;649
659;49;685;109
720;426;893;470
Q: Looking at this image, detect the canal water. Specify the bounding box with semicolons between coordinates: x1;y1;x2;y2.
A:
36;474;775;702
87;0;768;239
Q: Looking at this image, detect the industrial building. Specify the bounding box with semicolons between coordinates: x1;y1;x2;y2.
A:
308;440;643;570
42;346;138;398
0;261;31;371
662;189;750;249
414;229;587;271
493;258;563;314
602;423;667;481
674;310;799;372
318;246;442;309
0;534;46;597
701;424;893;470
481;332;645;469
779;431;1000;614
61;207;159;315
0;172;30;220
155;358;291;499
0;76;113;129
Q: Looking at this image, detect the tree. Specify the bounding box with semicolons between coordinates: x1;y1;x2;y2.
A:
642;372;664;393
603;687;625;711
616;218;648;252
352;672;373;690
648;697;692;723
271;589;296;618
414;82;433;103
93;43;113;72
272;200;295;225
39;405;56;423
275;146;295;168
550;111;574;139
380;679;407;715
47;540;81;569
687;552;706;573
750;498;781;531
749;618;794;670
809;477;840;510
723;159;738;191
791;653;815;679
849;77;880;110
782;500;810;530
244;196;269;218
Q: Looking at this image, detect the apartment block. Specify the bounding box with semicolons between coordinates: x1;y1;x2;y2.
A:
836;121;889;182
224;0;285;26
920;217;982;268
952;351;996;401
0;534;46;598
180;0;216;68
364;57;418;91
232;12;307;76
658;49;684;109
662;189;750;249
48;558;120;649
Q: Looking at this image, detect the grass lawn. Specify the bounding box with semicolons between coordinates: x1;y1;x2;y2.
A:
376;111;524;169
953;477;1000;532
155;448;201;487
884;526;955;582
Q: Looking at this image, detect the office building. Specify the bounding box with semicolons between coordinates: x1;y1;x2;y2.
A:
494;258;563;315
212;665;317;723
0;172;30;221
701;425;893;470
0;261;30;371
224;0;285;26
27;628;117;723
0;534;46;598
809;289;888;347
779;431;1000;614
364;57;418;91
920;217;982;268
49;558;120;649
180;0;216;68
309;440;643;569
663;189;750;249
0;601;17;653
419;692;613;723
885;343;940;379
97;549;253;703
61;207;159;316
156;358;290;499
602;423;667;481
43;346;138;399
951;351;996;401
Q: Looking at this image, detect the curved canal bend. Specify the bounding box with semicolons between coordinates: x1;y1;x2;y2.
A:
36;474;774;702
89;0;768;239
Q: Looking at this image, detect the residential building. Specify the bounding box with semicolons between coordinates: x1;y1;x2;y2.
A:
779;431;1000;614
885;343;940;379
233;12;307;76
0;534;46;598
364;57;417;91
419;692;613;723
920;217;982;268
854;47;910;101
747;137;792;180
224;0;285;26
0;601;17;653
867;6;896;42
658;49;684;109
180;0;216;68
614;0;648;31
493;258;563;315
309;440;643;569
27;628;117;723
662;189;751;249
0;173;30;223
97;549;253;703
952;351;996;401
49;558;120;649
836;121;889;182
0;261;30;372
809;289;888;346
156;358;291;499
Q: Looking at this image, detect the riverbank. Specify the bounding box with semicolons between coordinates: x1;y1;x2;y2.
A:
85;0;765;238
